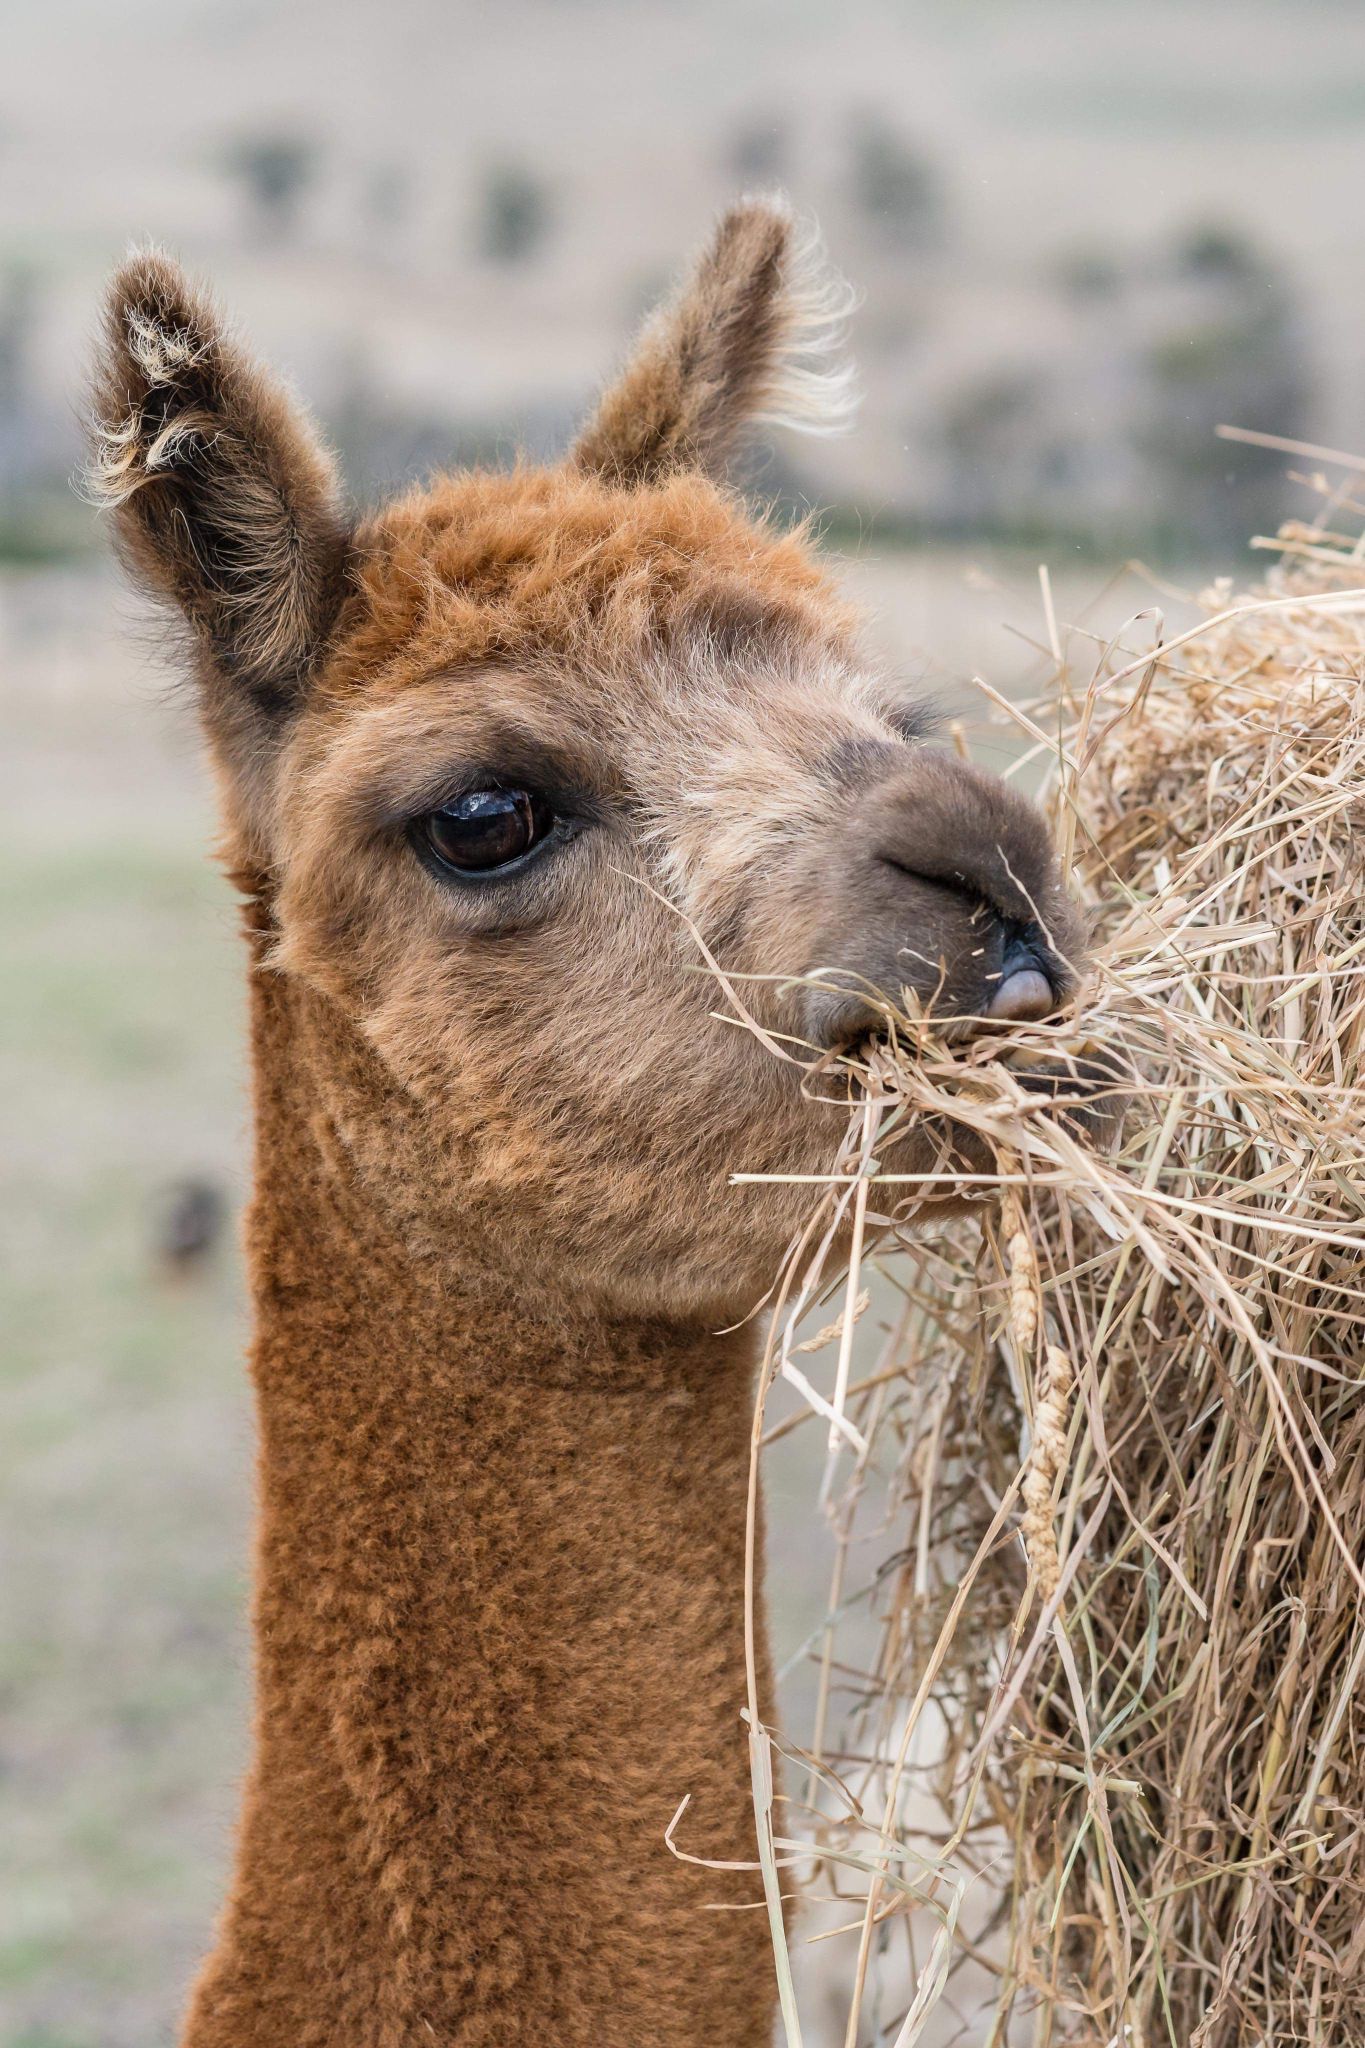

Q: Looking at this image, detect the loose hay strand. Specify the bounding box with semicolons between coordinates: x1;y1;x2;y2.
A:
749;480;1365;2046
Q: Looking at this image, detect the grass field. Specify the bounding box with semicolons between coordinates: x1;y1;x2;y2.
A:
2;568;250;2043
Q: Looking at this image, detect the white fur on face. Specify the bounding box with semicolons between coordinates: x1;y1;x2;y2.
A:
625;642;908;939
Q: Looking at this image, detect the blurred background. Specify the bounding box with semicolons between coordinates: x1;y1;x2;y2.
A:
3;1;1363;2042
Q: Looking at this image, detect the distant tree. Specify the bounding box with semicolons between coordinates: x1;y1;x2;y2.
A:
0;262;35;415
941;371;1047;532
1142;224;1309;545
1055;246;1122;300
0;261;38;494
1175;223;1262;285
848;113;942;250
728;117;787;184
478;165;552;265
365;162;408;238
225;132;317;241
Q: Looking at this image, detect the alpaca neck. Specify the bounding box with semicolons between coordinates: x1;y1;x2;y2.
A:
182;967;775;2048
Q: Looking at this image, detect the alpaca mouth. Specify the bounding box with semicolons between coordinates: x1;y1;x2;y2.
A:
994;1035;1128;1143
814;946;1120;1139
987;965;1055;1021
803;925;1070;1057
983;920;1067;1026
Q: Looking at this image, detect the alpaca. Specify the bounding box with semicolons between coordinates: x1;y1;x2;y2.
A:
89;201;1081;2048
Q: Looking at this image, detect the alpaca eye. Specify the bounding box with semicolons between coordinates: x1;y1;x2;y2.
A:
418;789;554;875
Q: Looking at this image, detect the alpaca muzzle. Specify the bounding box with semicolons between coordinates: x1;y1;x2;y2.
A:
794;750;1082;1051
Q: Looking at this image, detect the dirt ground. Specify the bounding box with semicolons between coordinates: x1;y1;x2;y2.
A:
0;545;1202;2046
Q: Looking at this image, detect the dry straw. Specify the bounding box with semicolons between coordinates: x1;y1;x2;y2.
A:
738;459;1365;2046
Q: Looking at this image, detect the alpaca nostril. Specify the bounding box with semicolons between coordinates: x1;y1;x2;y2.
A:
987;967;1056;1023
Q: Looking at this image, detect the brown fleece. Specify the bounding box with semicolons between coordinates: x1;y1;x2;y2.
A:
180;926;775;2047
86;199;1083;2044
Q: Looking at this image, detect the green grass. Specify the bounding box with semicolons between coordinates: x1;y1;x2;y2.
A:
0;828;251;2047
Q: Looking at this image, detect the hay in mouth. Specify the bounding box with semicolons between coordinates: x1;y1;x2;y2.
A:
729;472;1365;2047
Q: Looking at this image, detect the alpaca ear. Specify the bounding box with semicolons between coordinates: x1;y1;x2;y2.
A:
571;197;855;487
87;251;351;843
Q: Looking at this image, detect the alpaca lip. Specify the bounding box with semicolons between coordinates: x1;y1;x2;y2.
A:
985;920;1062;1024
987;965;1056;1023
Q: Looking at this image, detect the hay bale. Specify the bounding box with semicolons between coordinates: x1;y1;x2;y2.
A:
755;493;1365;2045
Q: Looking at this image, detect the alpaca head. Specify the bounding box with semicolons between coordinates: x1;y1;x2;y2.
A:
90;201;1083;1318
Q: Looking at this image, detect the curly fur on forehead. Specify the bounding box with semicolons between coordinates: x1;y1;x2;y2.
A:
322;466;860;702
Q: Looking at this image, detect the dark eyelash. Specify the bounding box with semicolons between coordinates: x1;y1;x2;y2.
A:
883;697;941;744
407;807;585;890
378;765;608;838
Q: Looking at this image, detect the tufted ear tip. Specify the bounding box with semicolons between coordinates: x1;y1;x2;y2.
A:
101;243;207;341
571;198;857;488
88;250;221;510
709;190;794;263
85;250;353;856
